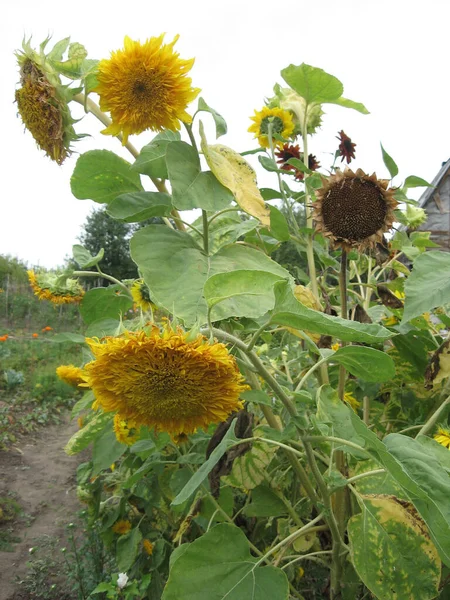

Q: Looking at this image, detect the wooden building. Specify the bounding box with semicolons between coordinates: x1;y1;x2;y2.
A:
417;159;450;248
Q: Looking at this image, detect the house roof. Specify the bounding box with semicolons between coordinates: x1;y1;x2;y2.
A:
418;158;450;208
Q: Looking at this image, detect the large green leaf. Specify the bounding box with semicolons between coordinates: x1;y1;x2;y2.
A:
223;437;277;490
80;286;133;325
166;141;232;211
131;130;181;179
348;494;440;600
116;527;143;572
162;523;289;600
329;96;369;114
130;226;290;325
281;63;343;104
72;244;104;269
92;429;126;476
107;192;173;223
402;252;450;324
380;143;399;178
270;281;394;344
243;485;288;518
204;270;287;318
71;150;143;203
332;346;396;382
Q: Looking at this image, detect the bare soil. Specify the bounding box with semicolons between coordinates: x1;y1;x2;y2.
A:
0;414;86;600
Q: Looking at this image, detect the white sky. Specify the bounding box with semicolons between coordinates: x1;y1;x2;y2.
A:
2;0;449;268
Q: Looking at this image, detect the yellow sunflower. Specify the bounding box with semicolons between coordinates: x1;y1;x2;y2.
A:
248;106;295;149
56;365;86;387
143;539;154;555
112;519;132;535
113;413;141;446
343;392;361;412
434;427;450;449
83;325;248;436
94;35;201;144
313;168;398;252
28;271;84;304
131;279;154;312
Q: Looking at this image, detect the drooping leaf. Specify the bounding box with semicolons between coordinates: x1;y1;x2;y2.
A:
132;130;181;179
72;244;104;269
348;494;440;600
162;523;289;600
281;63;343;104
404;175;433;189
71;150;143;203
402;252;450;324
200;123;270;225
197;98;227;138
270;281;394;344
329;96;369;114
223;437;277;490
65;412;112;455
80;286;133;325
166;141;232;211
332;346;396;382
380;143;399;178
107;192;173;222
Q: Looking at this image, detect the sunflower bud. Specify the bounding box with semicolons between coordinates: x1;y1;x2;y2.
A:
403;204;427;229
269;85;323;136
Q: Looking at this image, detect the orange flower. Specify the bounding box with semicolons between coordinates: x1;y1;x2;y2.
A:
32;333;39;338
42;326;53;332
0;336;7;342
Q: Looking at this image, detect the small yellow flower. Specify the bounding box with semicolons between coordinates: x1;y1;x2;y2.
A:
383;315;398;327
95;35;200;145
331;343;340;352
343;392;361;412
434;427;450;449
298;566;305;578
143;539;154;555
110;463;116;471
113;414;141;446
112;520;132;535
248;106;295;149
131;280;154;312
393;290;405;300
56;365;86;387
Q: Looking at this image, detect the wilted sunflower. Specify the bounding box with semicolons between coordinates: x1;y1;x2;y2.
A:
248;106;295;149
313;168;397;252
434;427;450;449
343;392;361;412
56;365;85;387
336;130;356;164
113;414;141;445
95;35;200;144
83;326;248;436
28;270;84;304
131;279;154;312
275;143;320;181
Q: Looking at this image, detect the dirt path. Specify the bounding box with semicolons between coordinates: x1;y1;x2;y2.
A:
0;414;86;600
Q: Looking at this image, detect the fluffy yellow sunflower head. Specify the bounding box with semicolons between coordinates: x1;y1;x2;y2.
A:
112;519;132;535
313;168;398;252
343;392;361;412
131;279;154;312
84;325;248;436
113;413;141;445
94;34;201;144
56;365;86;387
143;539;154;555
28;270;84;304
434;426;450;449
248;106;295;149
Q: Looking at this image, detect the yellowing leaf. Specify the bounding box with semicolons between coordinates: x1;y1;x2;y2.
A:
199;122;270;226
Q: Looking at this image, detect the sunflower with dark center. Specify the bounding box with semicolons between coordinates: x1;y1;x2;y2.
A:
336;130;356;164
248;106;294;148
131;279;154;312
83;326;248;436
275;143;321;180
313;168;397;252
94;34;200;144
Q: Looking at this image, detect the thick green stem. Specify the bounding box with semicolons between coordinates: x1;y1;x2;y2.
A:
338;250;348;401
416;395;450;437
73;270;131;295
202;210;209;255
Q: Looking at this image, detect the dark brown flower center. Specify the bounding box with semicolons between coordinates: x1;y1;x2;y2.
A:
321;177;387;241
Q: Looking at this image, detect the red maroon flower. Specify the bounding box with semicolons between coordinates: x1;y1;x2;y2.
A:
275;144;320;181
336;130;356;164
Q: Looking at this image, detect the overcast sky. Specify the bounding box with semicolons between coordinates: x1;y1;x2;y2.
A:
2;0;449;269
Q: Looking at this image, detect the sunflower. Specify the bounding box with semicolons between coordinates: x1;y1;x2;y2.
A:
343;392;361;412
434;427;450;449
94;35;200;145
131;279;154;312
28;270;84;304
56;365;86;387
275;143;320;180
336;130;356;164
313;168;398;252
113;414;141;446
248;106;295;149
143;539;154;556
112;520;132;535
83;325;248;436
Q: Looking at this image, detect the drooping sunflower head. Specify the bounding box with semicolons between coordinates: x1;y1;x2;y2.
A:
84;325;248;436
434;426;450;449
248;106;295;149
56;365;86;387
313;168;398;252
269;85;324;136
336;130;356;164
131;279;153;312
15;38;80;164
95;35;201;145
28;270;85;304
113;413;141;445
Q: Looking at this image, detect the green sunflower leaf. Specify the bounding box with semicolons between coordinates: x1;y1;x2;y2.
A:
348;495;440;600
116;527;143;572
281;63;343;104
329;96;370;114
71;150;143;204
80;286;133;325
331;346;396;382
65;411;112;455
106;192;173;222
131;130;181;179
161;523;289;600
72;244;104;269
243;485;288;518
404;175;433;189
166;141;233;211
197;97;227;138
92;429;126;476
380;143;399;178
